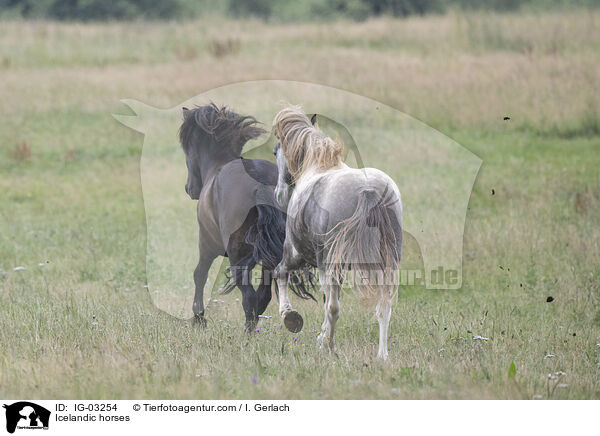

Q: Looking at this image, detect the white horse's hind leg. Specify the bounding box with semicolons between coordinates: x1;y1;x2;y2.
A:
376;286;393;360
317;267;341;351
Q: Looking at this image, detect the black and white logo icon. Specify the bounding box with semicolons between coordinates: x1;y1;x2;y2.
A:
3;402;50;434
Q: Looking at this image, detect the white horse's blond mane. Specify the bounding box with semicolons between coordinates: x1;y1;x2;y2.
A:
273;106;344;180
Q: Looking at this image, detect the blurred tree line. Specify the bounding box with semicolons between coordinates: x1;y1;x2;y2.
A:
0;0;598;20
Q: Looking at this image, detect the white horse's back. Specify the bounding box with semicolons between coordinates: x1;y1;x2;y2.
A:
294;166;402;232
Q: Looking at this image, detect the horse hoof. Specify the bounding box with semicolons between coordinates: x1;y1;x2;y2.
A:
283;310;303;333
193;313;207;328
317;333;327;349
377;351;389;361
245;320;259;332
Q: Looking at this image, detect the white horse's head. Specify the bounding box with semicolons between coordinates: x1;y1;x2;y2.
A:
273;140;293;210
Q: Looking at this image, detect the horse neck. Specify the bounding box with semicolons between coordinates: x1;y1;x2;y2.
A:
197;146;240;185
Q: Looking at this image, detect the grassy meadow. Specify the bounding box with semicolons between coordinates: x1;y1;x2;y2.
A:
1;12;599;399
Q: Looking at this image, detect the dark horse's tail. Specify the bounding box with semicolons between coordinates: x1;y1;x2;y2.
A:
222;204;316;300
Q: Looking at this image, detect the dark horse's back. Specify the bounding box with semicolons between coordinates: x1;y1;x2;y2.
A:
218;158;283;271
214;158;313;301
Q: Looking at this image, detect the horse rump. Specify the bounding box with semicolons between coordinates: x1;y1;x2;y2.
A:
323;186;401;299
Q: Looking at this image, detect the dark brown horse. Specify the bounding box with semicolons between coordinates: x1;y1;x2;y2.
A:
179;104;313;330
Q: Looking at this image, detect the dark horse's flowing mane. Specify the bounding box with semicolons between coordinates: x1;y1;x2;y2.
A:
179;103;266;155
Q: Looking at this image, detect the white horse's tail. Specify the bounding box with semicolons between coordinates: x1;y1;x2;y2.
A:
323;185;401;299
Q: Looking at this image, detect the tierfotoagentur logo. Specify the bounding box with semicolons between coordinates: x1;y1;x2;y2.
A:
2;402;50;434
114;80;481;319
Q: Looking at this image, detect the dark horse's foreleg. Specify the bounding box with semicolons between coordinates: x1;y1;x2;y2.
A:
193;253;217;327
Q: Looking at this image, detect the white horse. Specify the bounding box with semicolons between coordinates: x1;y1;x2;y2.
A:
272;106;403;359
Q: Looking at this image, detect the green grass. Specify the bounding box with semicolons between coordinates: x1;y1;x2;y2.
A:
1;12;599;399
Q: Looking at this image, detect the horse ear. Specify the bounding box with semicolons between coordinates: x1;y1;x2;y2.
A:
182;107;191;118
310;114;318;127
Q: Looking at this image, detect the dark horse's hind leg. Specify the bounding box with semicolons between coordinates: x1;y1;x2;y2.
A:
232;263;259;331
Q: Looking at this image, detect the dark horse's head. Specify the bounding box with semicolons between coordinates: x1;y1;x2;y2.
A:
179;103;265;199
